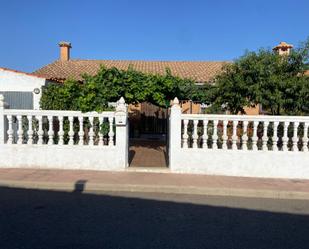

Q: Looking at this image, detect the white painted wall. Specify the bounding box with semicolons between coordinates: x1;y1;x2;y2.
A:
169;98;309;180
0;145;126;171
0;68;47;109
0;96;129;171
171;149;309;179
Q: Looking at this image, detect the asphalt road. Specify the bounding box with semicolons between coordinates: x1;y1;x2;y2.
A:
1;186;309;249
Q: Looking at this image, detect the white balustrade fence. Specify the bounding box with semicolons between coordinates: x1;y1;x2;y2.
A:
169;98;309;179
0;95;129;171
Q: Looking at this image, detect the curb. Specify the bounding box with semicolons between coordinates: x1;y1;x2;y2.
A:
1;180;309;200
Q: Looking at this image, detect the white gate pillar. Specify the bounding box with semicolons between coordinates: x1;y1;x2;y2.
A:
115;97;129;168
169;97;182;170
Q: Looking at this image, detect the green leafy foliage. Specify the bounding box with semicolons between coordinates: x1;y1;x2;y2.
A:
212;38;309;115
40;66;202;111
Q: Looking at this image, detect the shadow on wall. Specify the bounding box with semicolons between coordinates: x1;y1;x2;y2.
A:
0;184;309;249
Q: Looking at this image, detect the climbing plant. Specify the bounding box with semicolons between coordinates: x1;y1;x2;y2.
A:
40;66;202;112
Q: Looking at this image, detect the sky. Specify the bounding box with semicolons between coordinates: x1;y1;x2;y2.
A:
0;0;308;73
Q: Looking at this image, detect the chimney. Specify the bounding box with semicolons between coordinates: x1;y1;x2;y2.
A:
273;41;293;56
59;41;72;61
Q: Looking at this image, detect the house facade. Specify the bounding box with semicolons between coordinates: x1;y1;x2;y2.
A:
0;67;50;110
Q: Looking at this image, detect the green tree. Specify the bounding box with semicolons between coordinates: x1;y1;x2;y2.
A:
213;38;309;115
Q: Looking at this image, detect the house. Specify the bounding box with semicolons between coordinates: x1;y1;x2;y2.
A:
0;67;51;110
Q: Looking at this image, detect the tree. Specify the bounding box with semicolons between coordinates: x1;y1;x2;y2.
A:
40;66;200;112
212;38;309;115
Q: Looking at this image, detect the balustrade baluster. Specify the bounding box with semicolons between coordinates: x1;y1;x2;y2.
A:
202;119;208;149
98;117;104;146
212;120;218;149
48;116;54;145
273;122;279;151
108;117;114;146
252;121;258;151
58;116;64;145
192;120;199;148
68;116;74;145
242;121;249;150
262;121;269;151
282;121;289;151
17;115;23;144
292;122;299;151
231;120;238;150
182;119;189;148
7;115;13;144
89;117;94;145
303;122;309;152
27;115;33;145
37;116;44;145
78;117;84;146
222;120;228;150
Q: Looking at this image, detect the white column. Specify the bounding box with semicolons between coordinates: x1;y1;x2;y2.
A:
212;120;218;150
222;120;228;150
292;122;299;151
282;121;289;151
115;97;129;168
182;119;189;149
169;97;182;169
252;121;258;151
202;119;208;149
7;115;14;144
17;115;23;145
242;121;249;150
98;117;104;146
273;121;279;151
78;117;84;146
27;115;33;145
48;116;54;145
303;122;309;152
231;120;238;150
37;116;44;145
108;116;114;146
88;117;94;146
58;116;64;145
262;121;269;151
192;119;199;148
68;116;74;145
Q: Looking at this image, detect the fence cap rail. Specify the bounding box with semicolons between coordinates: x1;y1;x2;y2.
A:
3;109;116;117
181;113;309;122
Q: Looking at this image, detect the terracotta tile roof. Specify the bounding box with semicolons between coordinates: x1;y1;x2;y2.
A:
305;70;309;76
0;67;46;79
33;60;228;83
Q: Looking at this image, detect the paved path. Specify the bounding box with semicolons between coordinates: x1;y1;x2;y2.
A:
1;168;309;199
0;188;309;249
129;140;168;167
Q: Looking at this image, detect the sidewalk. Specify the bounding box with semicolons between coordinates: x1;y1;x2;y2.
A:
0;168;309;200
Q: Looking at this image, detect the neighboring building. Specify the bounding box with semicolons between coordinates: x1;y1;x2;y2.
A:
0;67;50;110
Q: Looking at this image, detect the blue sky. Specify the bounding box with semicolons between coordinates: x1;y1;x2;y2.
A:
0;0;308;72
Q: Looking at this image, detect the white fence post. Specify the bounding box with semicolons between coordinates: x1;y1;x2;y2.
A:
115;97;129;168
0;95;4;144
169;97;182;169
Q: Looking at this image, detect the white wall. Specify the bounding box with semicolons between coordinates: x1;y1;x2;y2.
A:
0;69;47;109
0;145;126;171
171;149;309;179
169;98;309;180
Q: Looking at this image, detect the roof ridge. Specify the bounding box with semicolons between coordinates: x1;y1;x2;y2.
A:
0;67;46;79
69;59;229;63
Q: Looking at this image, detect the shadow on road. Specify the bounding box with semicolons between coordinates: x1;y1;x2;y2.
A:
0;185;309;249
